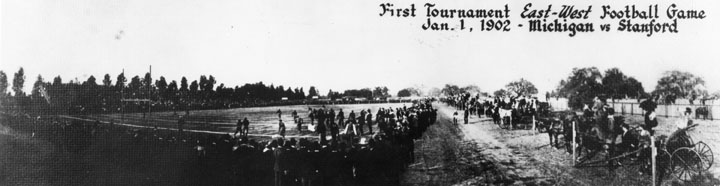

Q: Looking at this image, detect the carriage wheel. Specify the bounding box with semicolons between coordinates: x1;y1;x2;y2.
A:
671;147;703;182
694;141;714;171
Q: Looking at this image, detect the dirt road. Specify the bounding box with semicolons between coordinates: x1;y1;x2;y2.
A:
431;103;720;186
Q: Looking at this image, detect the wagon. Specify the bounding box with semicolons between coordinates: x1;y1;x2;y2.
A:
660;124;713;181
573;123;713;182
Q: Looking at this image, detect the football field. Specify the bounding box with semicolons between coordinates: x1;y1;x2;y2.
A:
61;103;410;138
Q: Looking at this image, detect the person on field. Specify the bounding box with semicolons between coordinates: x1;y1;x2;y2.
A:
453;111;458;125
242;117;250;137
234;119;243;137
337;109;345;128
308;108;315;125
348;110;356;125
640;95;659;135
297;115;304;132
358;110;366;135
366;109;373;134
278;120;286;138
277;109;282;120
463;109;469;124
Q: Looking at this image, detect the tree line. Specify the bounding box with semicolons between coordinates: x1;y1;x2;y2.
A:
0;68;401;115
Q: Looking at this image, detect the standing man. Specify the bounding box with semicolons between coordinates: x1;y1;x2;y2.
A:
278;120;286;138
463;109;469;124
366;109;373;134
358;110;366;135
348;110;356;125
296;114;303;132
317;109;327;144
242;117;250;137
234;119;244;137
337;109;345;129
277;109;282;120
273;140;285;186
309;108;315;125
640;95;659;135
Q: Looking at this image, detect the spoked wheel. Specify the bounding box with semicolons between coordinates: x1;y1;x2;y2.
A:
694;141;714;171
671;147;703;182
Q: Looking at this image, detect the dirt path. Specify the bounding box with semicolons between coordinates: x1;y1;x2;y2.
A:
436;103;720;186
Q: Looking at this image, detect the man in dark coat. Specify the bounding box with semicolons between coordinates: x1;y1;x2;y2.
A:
337;109;345;128
273;140;285;186
358;110;366;135
234;119;243;137
348;110;356;125
366;109;373;134
242;117;250;137
464;109;469;124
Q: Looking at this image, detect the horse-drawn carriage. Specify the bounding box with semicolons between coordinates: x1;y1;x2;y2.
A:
570;115;714;183
493;101;552;130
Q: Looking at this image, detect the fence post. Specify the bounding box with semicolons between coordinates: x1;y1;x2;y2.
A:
651;135;656;186
572;121;576;166
631;103;634;116
665;104;669;118
532;115;536;133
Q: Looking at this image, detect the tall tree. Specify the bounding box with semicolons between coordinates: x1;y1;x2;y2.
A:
32;75;45;97
116;72;126;89
206;75;216;92
493;89;510;97
505;78;538;96
190;80;199;92
462;85;482;95
52;76;62;85
397;87;420;97
128;76;142;97
167;80;178;101
180;77;189;92
85;75;97;86
103;74;112;86
373;86;390;98
555;67;604;110
155;76;168;99
654;70;705;98
0;71;7;95
143;72;152;90
602;68;645;100
441;84;462;96
12;67;25;96
307;86;318;98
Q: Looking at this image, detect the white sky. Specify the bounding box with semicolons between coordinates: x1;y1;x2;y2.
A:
1;0;719;96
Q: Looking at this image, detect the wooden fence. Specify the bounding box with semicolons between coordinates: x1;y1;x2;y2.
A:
609;102;716;120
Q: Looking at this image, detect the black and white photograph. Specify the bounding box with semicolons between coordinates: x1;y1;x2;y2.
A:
0;0;718;185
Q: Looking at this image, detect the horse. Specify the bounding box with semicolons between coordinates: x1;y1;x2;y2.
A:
498;108;513;128
696;107;709;120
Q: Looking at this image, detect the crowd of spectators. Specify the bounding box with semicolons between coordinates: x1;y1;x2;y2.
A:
1;100;437;186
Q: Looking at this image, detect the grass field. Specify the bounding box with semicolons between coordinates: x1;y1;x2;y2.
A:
64;103;411;138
